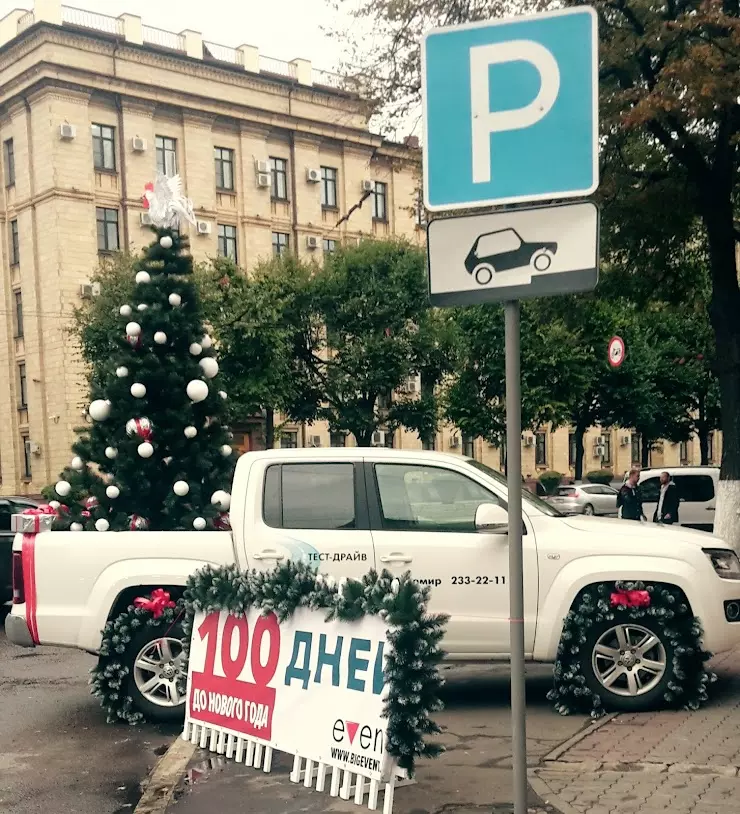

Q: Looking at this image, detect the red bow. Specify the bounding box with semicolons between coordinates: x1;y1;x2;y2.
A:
610;590;651;609
22;505;57;516
134;588;176;619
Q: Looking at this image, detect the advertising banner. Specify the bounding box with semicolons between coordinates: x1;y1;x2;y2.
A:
186;607;393;781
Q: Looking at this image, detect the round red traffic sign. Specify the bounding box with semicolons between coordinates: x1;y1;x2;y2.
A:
608;336;625;368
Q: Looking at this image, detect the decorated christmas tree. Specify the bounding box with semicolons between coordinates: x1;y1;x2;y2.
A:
46;174;235;532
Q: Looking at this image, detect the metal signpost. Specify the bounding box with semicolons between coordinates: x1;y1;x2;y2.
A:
421;8;599;814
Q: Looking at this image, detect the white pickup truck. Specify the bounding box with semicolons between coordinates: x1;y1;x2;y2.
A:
7;448;740;720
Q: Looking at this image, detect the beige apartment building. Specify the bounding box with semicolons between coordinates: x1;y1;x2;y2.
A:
0;1;720;497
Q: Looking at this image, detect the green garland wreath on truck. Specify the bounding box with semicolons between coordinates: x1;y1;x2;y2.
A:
91;560;448;776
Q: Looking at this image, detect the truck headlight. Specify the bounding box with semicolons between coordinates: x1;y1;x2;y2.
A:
703;548;740;580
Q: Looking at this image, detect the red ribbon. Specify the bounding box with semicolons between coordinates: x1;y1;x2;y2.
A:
22;505;57;516
134;588;176;619
610;590;651;609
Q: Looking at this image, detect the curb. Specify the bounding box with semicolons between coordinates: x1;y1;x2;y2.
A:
541;712;619;762
528;770;582;814
134;736;195;814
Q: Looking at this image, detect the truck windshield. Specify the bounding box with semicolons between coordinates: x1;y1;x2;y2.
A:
466;460;563;517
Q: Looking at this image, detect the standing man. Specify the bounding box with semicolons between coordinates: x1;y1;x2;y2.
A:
617;469;646;521
654;471;680;525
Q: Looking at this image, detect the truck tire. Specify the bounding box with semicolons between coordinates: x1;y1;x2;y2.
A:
580;614;674;712
123;620;187;723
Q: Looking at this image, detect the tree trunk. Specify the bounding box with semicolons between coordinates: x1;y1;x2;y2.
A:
698;425;710;466
264;408;275;449
573;425;586;482
702;191;740;549
641;438;651;468
355;429;373;447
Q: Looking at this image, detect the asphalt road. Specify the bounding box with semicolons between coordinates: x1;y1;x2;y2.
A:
0;607;179;814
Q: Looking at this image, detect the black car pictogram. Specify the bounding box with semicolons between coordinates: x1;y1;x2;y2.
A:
464;228;558;285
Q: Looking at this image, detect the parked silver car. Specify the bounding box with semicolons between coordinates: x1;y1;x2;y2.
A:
545;483;619;516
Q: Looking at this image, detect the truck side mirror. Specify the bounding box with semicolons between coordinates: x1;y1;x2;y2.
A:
475;502;509;535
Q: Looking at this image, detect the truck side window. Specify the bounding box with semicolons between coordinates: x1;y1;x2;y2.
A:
0;502;11;532
640;477;660;502
262;463;356;530
675;475;715;503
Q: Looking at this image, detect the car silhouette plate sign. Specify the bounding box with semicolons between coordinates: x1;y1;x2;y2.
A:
426;200;599;306
421;7;598;210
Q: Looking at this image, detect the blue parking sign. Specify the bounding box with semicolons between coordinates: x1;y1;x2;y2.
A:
421;7;598;211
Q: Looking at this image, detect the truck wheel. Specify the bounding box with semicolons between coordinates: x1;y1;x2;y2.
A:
123;621;187;722
581;617;673;712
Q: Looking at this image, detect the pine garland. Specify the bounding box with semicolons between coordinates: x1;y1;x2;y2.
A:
90;598;185;724
548;580;716;717
184;560;448;776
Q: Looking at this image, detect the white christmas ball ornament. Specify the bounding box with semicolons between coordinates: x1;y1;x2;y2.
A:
135;271;151;284
116;366;129;378
193;517;207;531
55;480;72;497
160;235;173;249
184;425;198;439
219;391;228;400
89;399;111;421
220;445;232;457
154;331;167;345
137;441;154;458
201;335;213;349
119;304;132;317
49;500;60;510
189;343;202;356
125;322;141;337
137;303;148;312
106;485;120;499
130;382;146;398
211;490;231;511
168;293;182;307
186;379;209;403
71;456;84;471
105;446;118;459
95;518;110;532
70;522;84;532
199;357;219;379
173;480;190;497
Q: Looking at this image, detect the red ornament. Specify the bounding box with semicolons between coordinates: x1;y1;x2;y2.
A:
81;510;91;518
84;496;99;510
128;514;149;531
58;504;70;515
133;588;175;619
697;354;704;361
126;417;153;440
214;512;231;530
126;333;142;349
610;590;651;609
678;358;685;365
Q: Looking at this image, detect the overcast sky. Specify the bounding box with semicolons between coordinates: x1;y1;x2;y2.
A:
0;0;350;70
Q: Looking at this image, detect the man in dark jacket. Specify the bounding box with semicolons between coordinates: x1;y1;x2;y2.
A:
653;471;680;525
617;469;646;521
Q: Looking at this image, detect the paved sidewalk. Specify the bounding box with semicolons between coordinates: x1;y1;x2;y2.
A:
530;649;740;814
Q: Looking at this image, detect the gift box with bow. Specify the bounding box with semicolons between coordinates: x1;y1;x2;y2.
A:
11;505;56;534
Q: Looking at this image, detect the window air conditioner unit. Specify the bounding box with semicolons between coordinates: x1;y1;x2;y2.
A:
402;374;421;394
131;136;147;152
596;434;607;445
372;430;385;446
59;123;76;140
25;439;41;455
306;168;321;183
79;282;101;299
256;173;271;188
255;160;269;174
594;445;606;457
523;435;534;447
306;235;319;249
196;220;212;235
620;435;630;446
449;435;460;449
309;435;321;447
140;211;153;226
361;179;374;192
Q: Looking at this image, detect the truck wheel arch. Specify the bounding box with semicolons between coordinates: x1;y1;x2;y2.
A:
107;584;185;622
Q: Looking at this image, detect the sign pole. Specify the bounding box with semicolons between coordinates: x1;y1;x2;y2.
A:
504;300;528;814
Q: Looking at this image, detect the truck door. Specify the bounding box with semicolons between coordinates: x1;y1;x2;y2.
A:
248;459;376;578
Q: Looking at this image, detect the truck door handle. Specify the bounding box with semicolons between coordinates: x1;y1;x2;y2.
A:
252;550;285;561
379;553;413;564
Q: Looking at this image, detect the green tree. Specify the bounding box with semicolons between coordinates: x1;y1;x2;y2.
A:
46;229;235;532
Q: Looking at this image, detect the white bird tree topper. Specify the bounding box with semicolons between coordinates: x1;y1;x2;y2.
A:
141;173;197;229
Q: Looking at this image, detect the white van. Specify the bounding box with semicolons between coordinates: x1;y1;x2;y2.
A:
634;466;719;532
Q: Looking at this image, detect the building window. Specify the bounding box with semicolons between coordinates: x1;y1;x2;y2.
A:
13;290;23;338
372;181;387;221
322;238;336;254
4;138;15;186
415;190;426;227
422;436;436;451
535;431;547;467
272;231;289;256
280;431;298;449
330;432;346;448
680;440;689;464
384;430;394;448
462;435;474;458
568;432;576;467
18;363;27;408
602;433;612;465
21;435;31;480
9;219;19;265
96;207;119;252
708;432;715;464
214;147;235;191
499;439;507;470
155;136;177;177
631;432;641;464
91;123;116;171
321;166;338;208
269;157;288;201
217;224;237;261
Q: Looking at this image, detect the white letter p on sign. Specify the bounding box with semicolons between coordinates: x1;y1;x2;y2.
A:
470;40;560;184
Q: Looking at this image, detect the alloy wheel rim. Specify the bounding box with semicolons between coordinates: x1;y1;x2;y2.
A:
592;623;666;697
133;637;187;707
